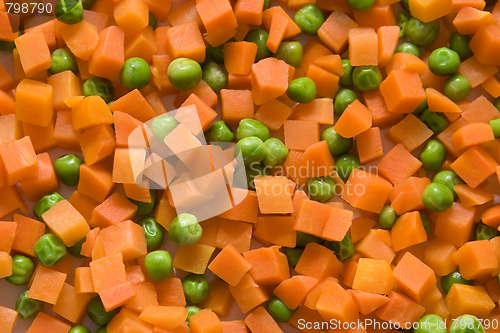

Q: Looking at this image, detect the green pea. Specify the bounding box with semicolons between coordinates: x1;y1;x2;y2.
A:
352;65;382;92
489;119;500;138
401;0;409;11
450;32;472;61
49;48;78;75
34;234;67;267
206;38;234;64
283;247;303;268
54;154;83;186
151;115;178;141
495;97;500;111
405;17;440;47
144;250;173;282
419;109;449;135
120;57;151;90
169;213;203;246
137;217;165;251
419;139;446;171
443;74;471;102
5;255;35;285
334;88;357;116
378;205;397;230
202;62;227;93
263;138;289;168
130;189;157;216
414;314;447;333
347;0;375;11
0;40;15;52
397;12;408;38
182;274;209;304
475;222;498;241
420;212;431;234
274;41;303;68
236;136;267;165
15;290;44;320
321;127;353;157
245;29;270;62
82;77;114;103
148;12;157;30
186;305;202;323
81;0;95;10
339;59;354;87
33;192;64;222
335;153;361;182
95;328;107;333
441;270;473;294
67;237;85;258
296;231;321;248
307;176;336;203
395;42;421;58
205;120;234;143
87;296;120;326
236;119;270;142
55;0;84;24
246;162;271;191
294;4;325;35
69;325;91;333
263;0;271;10
413;97;428;116
267;296;295;322
422;183;454;213
287;77;317;104
428;47;461;77
450;315;485;333
323;234;354;263
167;58;202;91
433;170;463;200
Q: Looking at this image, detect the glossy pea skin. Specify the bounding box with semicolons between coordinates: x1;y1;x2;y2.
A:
54;154;83;186
245;29;271;61
263;138;289;168
474;222;498;241
5;255;35;285
419;139;446;171
33;192;65;222
182;274;209;304
428;47;461;76
148;12;157;30
422;183;454;213
67;237;85;258
49;48;78;75
441;270;473;294
236;136;267;165
151;115;178;141
419;109;449;135
87;296;120;326
324;234;354;263
169;213;203;246
34;234;67;267
307;176;336;203
352;66;382;92
321;127;353;157
15;290;44;320
267;296;295;322
397;12;408;37
263;0;271;9
339;59;354;86
68;326;91;333
82;77;114;103
55;0;84;24
186;305;202;323
413;98;428;116
395;42;421;58
120;57;151;90
414;314;447;333
287;77;317;103
144;250;173;282
274;41;303;67
137;217;165;251
245;162;271;191
433;170;464;200
202;62;227;93
347;0;375;11
450;32;473;61
236;119;270;142
450;315;486;333
443;74;471;102
205;120;234;143
130;189;157;216
405;17;440;47
296;231;321;248
335;153;361;182
283;247;303;268
490;119;500;138
167;58;202;91
294;4;325;35
334;88;357;116
378;205;397;230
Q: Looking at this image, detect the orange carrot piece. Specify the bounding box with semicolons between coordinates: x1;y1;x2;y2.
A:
377;144;422;185
295;242;343;280
251;57;290;105
363;89;404;128
60;21;99;61
173;244;215;275
26;312;71;333
90;252;127;292
458;56;498;88
377;25;400;67
244;306;283;333
199;279;234;318
348;289;389;315
140;306;188;331
254;175;294;214
0;305;17;333
155;277;186;307
88;26;125;81
91;192;138;228
452;240;498;280
306;64;339;99
196;0;238;47
266;12;288;53
452;122;494;151
445;283;495;319
291;98;334;125
450;146;497;188
165;22;205;63
53;282;92;324
28;265;67;304
11;214;45;257
284;120;320;151
273;275;318;310
15;79;53;127
387;114;433;152
75;267;95;293
352;258;394;295
244;246;289;286
99;281;137;312
223;42;257;75
348;27;378;66
379;70;427;114
110;89;156;123
220;89;254;126
376;291;425;328
409;0;452;22
435;202;475;247
461;95;500;124
215;220;252;254
209;243;252;286
357;229;396;263
393;252;436;302
453;6;495;35
318;11;358;53
14;31;51;78
229;273;269;313
316;280;359;323
235;0;265;25
356;127;383;164
100;220;147;261
190;308;223;333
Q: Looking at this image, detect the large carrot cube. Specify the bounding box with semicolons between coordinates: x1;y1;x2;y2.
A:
100;220;147;261
244;246;289;286
91;192;138;228
28;265;67;304
352;258;394;295
220;89;254;126
14;31;51;77
0;136;38;185
251;58;290;105
341;168;392;213
15;79;53;127
450;146;498;188
90;252;127;292
452;240;498;280
379;70;426;113
254;175;294;214
393;252;436;302
53;283;92;324
295;242;343;280
173;244;215;274
166;22;205;63
196;0;238;47
209;244;252;286
42;200;90;247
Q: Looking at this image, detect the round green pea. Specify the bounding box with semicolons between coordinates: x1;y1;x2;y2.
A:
87;296;120;326
283;247;303;268
54;154;83;186
182;274;209;304
245;29;270;61
236;119;270;142
378;205;397;230
205;120;234;143
151;115;178;141
352;65;382;92
419;139;446;171
144;250;173;282
294;4;325;35
67;237;85;258
245;162;271;191
81;0;95;9
95;327;107;333
450;32;473;61
287;77;317;103
137;217;165;251
334;88;357;116
130;189;157;216
450;315;486;333
55;0;84;24
263;0;271;10
419;109;449;134
296;231;321;248
0;40;15;52
422;183;454;213
420;212;432;235
413;98;428;116
490;119;500;138
335;153;361;182
267;296;295;322
433;170;463;200
274;41;303;68
236;136;267;165
5;255;35;285
414;314;447;333
397;12;408;38
33;192;65;222
205;38;234;64
69;326;91;333
428;47;461;76
307;176;336;203
323;234;354;263
15;290;44;320
475;222;498;241
167;58;202;91
148;12;157;30
169;213;203;246
120;57;151;90
347;0;375;11
263;138;289;168
443;74;471;102
321;127;353;157
186;305;202;323
49;48;78;75
339;59;354;86
83;77;114;103
395;42;421;58
405;17;440;47
441;270;473;294
34;234;67;267
495;97;500;111
401;0;409;11
202;62;227;93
